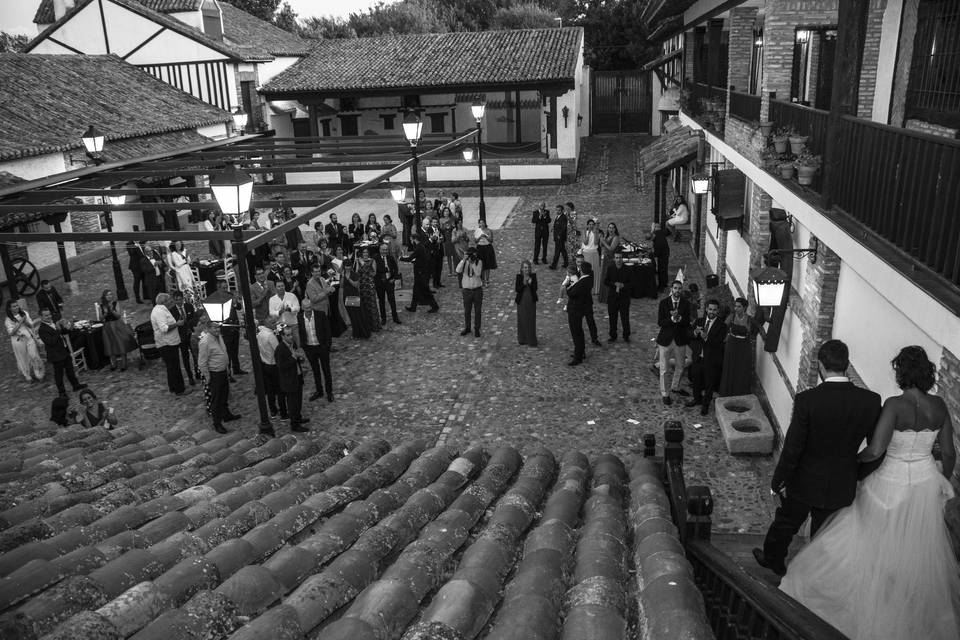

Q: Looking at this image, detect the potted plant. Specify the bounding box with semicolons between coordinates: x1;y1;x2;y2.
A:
772;126;793;154
793;150;822;185
760;147;780;170
778;160;796;180
759;120;775;137
789;131;809;155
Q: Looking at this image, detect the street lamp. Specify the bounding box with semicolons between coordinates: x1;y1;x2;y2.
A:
751;240;820;309
232;108;248;135
102;192;128;301
402;111;423;232
470;100;487;223
210;164;275;437
81;125;105;165
462;146;474;162
691;173;711;195
390;186;406;204
201;288;234;324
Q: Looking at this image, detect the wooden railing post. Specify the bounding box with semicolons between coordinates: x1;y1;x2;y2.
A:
663;420;688;541
643;433;657;457
686;485;714;542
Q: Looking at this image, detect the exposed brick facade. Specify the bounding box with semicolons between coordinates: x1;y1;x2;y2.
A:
938;347;960;491
69;209;103;256
761;0;839;101
683;29;695;83
858;0;888;118
796;239;841;391
728;7;759;94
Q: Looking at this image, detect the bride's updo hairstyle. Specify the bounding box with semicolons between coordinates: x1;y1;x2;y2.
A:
892;346;936;392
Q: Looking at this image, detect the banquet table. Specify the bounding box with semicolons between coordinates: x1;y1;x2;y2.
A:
627;259;658;299
69;324;106;370
192;261;221;295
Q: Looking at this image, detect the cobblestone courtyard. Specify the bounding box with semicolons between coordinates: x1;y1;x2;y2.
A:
0;136;776;534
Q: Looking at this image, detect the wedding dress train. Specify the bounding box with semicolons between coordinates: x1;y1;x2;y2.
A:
780;430;960;640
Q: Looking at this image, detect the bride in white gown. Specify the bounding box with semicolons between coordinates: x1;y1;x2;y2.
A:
780;346;960;640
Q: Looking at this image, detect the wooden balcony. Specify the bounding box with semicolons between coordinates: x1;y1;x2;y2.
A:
764;99;960;288
729;89;761;124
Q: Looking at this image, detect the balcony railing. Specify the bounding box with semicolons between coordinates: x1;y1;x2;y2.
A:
729;89;761;123
834;116;960;285
691;82;727;114
769;99;829;157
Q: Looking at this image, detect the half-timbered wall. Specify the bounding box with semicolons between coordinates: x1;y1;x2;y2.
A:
139;60;235;111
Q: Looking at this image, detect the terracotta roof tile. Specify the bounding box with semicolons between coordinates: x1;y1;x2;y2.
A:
0;54;232;162
220;2;309;57
262;27;583;95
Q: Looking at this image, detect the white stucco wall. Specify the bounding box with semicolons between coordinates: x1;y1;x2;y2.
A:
872;0;903;123
257;57;300;85
126;29;229;64
724;229;751;297
196;123;229;139
0;153;68;181
44;1;110;54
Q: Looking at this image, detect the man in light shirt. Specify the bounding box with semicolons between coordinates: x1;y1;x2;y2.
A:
197;321;241;433
304;263;331;306
455;248;484;337
150;293;191;396
257;316;286;418
268;279;300;319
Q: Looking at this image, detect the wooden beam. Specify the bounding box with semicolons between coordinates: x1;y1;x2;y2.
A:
822;0;870;208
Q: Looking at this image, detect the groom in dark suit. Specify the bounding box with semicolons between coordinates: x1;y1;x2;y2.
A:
686;299;727;415
753;339;881;576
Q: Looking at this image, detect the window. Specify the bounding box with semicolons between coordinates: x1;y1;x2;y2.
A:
380;114;396;130
749;28;763;94
202;3;222;41
907;0;960;128
428;113;445;133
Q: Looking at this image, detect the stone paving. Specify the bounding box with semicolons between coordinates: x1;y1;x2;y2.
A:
0;135;776;534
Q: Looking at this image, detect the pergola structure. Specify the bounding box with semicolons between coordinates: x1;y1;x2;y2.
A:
0;126;479;435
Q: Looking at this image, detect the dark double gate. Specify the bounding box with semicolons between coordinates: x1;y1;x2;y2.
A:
590;70;651;134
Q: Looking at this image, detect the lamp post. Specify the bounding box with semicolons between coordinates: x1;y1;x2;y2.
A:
209;164;275;437
81;125;105;165
471;101;487;223
102;193;129;301
402;111;423;232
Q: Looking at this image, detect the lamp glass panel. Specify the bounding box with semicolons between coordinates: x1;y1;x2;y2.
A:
402;114;422;143
106;194;125;206
202;291;232;323
752;266;789;307
691;174;710;194
232;110;248;128
462;147;474;161
471;102;485;121
81;126;105;154
391;187;406;203
211;167;254;215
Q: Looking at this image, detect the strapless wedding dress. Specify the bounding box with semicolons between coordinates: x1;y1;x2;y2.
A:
780;430;960;639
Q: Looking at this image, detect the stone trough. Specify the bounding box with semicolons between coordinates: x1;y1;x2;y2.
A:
714;394;774;455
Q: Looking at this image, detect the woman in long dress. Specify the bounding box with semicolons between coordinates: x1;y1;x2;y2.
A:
5;299;44;382
168;241;196;298
341;257;371;339
598;222;621;303
718;297;763;396
580;218;602;296
381;215;401;261
356;248;381;333
98;289;137;371
474;219;497;285
780;346;960;640
515;260;538;347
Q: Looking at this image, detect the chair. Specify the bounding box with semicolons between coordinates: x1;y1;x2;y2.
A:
190;266;207;300
166;268;179;293
65;333;87;373
216;257;238;292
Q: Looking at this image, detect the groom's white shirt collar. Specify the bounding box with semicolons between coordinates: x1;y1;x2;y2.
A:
822;376;850;383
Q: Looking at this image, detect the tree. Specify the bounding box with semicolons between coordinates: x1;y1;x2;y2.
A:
273;1;298;33
489;2;559;30
348;1;449;37
0;32;29;53
227;0;281;22
300;16;357;39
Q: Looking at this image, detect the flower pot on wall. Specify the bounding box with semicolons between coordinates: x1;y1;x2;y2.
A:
773;137;789;154
796;166;817;185
759;121;774;137
789;135;809;154
778;163;796;180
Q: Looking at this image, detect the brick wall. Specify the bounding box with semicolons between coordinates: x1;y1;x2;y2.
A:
724;116;765;165
684;29;695;82
938;347;960;490
796;238;841;391
728;7;759;93
762;0;839;100
69;210;103;255
807;31;821;107
858;0;888;118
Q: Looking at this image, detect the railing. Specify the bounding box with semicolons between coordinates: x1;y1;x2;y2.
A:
834;116;960;286
768;99;830;157
729;89;761;123
691;82;728;115
659;421;848;640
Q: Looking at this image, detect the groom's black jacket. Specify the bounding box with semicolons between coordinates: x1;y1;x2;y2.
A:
772;381;881;510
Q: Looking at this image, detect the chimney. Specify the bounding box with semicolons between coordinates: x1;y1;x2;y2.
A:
53;0;76;21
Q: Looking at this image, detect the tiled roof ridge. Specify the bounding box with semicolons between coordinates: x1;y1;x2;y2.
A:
219;2;309;57
25;0;269;63
0;54;232;162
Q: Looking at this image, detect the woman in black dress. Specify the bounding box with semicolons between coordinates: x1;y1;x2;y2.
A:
515;260;538;346
341;255;371;339
365;213;381;240
98;289;137;371
348;213;365;253
718;297;764;397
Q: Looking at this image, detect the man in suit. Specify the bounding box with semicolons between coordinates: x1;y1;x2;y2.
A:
754;340;881;577
324;213;347;253
170;290;197;386
216;281;246;376
650;222;671;292
35;280;65;321
549;204;569;270
531;202;551;265
290;241;316;291
250;266;276;322
139;242;162;302
400;235;439;314
37;309;86;397
275;323;309;433
297;298;334;403
374;243;402;325
565;261;597;366
126;242;146;303
604;251;632;343
656;280;692;405
685;299;728;415
426;218;445;289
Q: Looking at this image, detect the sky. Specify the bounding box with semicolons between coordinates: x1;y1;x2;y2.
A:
0;0;393;36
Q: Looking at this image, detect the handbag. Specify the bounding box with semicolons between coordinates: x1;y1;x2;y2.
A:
344;296;361;307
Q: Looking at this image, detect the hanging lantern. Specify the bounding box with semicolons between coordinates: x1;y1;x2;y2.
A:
752;265;789;308
202;289;233;324
391;186;406;203
232;108;249;133
81;125;105;155
462;146;475;161
402;112;422;147
691;173;711;194
471;100;485;122
210;165;254;219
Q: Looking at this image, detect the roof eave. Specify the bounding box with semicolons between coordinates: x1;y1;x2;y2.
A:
260;78;577;101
